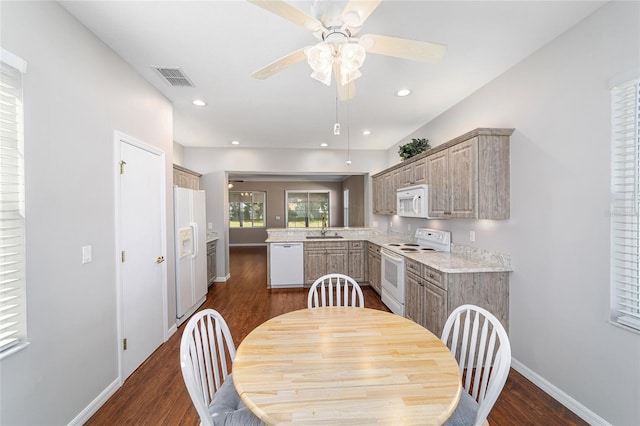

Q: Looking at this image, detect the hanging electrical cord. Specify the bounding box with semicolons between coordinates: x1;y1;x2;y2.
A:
346;84;352;165
333;90;340;136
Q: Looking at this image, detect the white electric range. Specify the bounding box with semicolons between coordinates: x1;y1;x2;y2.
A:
380;228;451;316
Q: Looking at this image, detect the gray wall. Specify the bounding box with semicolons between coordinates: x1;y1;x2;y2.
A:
382;2;640;424
343;175;366;227
1;2;175;424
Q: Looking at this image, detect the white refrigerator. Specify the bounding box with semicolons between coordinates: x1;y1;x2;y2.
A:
174;187;207;326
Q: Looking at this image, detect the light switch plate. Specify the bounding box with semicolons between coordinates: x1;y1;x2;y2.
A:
82;245;92;264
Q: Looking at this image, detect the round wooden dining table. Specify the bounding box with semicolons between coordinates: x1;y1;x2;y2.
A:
233;307;462;425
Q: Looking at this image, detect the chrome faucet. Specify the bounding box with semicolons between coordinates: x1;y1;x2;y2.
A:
321;214;327;236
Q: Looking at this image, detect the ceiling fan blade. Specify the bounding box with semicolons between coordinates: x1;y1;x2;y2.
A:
360;34;447;63
341;0;381;28
248;0;324;32
333;63;357;101
252;48;308;80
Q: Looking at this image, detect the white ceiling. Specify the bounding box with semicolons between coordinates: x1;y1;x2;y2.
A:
60;0;605;152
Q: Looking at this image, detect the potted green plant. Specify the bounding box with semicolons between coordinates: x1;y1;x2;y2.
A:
398;138;430;161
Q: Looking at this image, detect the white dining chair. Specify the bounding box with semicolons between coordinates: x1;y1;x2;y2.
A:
180;309;263;426
441;304;511;426
307;273;364;308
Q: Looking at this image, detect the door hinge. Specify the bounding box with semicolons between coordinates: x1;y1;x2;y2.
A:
119;160;127;174
123;338;127;350
121;251;126;262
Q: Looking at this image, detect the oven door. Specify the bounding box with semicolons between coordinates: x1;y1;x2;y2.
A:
380;248;405;316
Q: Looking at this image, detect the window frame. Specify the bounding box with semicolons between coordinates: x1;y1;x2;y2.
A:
0;48;28;359
285;190;331;228
228;190;267;229
610;76;640;333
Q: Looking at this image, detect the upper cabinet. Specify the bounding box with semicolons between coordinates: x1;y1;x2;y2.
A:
373;128;513;220
173;164;201;190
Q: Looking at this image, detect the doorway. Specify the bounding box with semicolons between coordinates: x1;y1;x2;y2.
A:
115;131;167;380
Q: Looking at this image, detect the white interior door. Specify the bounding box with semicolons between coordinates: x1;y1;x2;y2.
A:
118;135;166;380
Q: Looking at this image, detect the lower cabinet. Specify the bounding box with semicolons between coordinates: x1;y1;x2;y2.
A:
404;257;509;337
304;241;349;284
348;241;366;282
367;242;381;295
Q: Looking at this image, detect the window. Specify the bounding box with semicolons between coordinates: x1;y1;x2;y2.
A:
286;191;329;228
0;48;27;357
610;77;640;332
229;191;266;228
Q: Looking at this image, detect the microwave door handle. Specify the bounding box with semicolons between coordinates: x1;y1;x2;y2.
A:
413;195;419;214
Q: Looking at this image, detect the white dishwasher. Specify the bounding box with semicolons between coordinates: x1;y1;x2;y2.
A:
269;243;304;288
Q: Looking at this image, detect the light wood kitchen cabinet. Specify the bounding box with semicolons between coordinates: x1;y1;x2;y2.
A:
404;257;509;337
372;170;398;215
173;164;201;190
373;128;512;220
367;242;382;295
348;241;366;282
400;159;427;187
404;266;425;325
304;241;349;284
428;138;477;219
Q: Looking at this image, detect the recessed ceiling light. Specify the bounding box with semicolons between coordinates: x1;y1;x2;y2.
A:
231;140;240;145
362;130;371;135
192;99;207;106
396;89;412;97
320;143;328;147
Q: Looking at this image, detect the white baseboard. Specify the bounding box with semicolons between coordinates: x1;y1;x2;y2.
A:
68;377;121;426
167;323;177;338
511;358;610;426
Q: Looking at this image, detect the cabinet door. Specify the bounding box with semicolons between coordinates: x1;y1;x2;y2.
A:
348;248;365;282
401;164;414;187
372;255;381;294
448;138;477;218
326;249;349;275
427;150;449;217
425;282;447;337
413;160;427;184
372;176;383;214
383;172;395;214
405;272;425;326
304;250;326;284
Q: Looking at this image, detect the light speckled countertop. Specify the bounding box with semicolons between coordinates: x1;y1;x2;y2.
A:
265;228;512;274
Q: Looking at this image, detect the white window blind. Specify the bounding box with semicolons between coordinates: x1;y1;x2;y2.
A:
611;77;640;332
0;48;27;356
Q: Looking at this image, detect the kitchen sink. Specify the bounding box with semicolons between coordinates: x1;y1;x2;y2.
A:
306;235;344;239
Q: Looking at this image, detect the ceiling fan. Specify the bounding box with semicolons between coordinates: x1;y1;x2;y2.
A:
248;0;447;100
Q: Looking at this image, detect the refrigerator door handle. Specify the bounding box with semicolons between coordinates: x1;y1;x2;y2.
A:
191;222;199;259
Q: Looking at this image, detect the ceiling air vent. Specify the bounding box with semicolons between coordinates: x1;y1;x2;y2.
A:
153;67;195;87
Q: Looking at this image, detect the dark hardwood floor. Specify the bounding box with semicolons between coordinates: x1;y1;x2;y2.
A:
87;246;587;425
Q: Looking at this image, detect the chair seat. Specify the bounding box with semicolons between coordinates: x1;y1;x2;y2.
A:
443;391;479;426
209;374;264;426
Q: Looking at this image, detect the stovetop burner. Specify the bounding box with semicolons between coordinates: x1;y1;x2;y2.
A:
384;228;451;253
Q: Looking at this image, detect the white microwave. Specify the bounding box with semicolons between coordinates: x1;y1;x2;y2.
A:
396;184;431;218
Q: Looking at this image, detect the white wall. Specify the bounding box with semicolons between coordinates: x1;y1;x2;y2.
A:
384;2;640;424
0;2;175;424
185;148;387;278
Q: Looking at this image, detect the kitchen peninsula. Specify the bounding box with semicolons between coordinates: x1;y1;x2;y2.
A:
265;227;512;336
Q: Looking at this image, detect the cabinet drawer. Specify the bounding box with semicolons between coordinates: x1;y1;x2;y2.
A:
423;266;445;290
305;241;348;251
349;241;364;250
367;243;381;255
405;258;423;276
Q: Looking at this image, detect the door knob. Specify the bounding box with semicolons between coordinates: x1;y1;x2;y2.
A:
156;256;165;264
